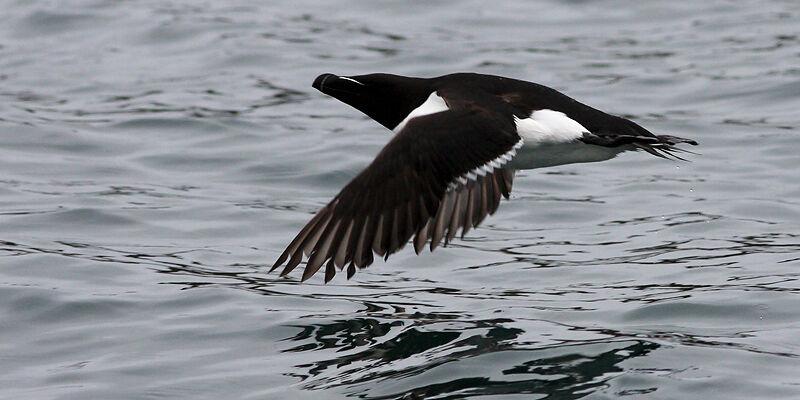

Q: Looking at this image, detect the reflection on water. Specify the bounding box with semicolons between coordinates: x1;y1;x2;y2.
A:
282;312;659;399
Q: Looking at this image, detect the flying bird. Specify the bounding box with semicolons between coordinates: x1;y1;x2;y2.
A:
271;72;697;282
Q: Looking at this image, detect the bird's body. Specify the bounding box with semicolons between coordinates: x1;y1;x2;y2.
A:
272;72;697;282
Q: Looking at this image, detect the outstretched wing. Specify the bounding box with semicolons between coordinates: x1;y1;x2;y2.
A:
271;106;523;282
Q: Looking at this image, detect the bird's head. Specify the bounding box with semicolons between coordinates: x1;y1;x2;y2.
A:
312;73;431;130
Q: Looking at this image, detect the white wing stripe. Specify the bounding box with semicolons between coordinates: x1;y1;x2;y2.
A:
447;138;524;191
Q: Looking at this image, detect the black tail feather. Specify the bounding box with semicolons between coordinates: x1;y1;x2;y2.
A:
582;131;698;161
637;134;698;161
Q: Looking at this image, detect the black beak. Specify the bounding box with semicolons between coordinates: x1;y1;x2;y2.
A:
312;73;365;98
312;73;338;92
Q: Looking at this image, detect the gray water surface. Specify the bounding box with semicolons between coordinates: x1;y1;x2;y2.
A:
2;1;800;399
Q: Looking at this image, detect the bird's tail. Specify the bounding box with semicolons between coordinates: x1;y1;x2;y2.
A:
633;134;698;161
580;130;698;160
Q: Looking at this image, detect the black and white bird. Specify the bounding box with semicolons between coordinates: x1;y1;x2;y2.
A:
272;72;697;282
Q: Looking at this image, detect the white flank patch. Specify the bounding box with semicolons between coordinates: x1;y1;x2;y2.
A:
510;109;626;169
514;109;588;145
393;91;449;133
